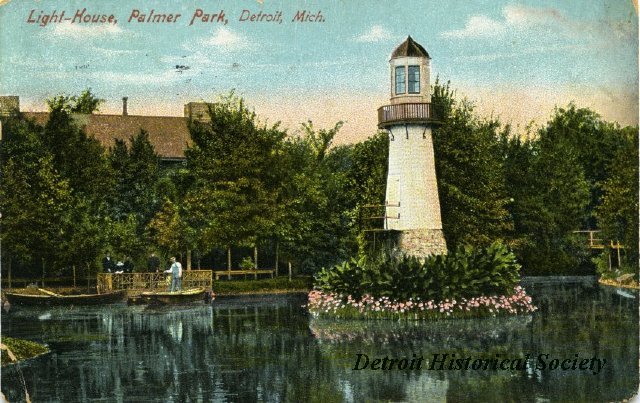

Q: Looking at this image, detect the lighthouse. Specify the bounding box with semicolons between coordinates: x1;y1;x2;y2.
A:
377;36;447;257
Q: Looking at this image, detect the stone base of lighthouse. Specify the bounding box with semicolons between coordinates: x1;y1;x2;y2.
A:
396;229;447;258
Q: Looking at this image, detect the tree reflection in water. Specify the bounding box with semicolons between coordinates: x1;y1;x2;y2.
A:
1;286;637;402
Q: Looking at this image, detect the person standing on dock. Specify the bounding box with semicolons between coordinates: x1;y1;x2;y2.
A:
147;252;161;272
165;257;182;292
102;253;114;273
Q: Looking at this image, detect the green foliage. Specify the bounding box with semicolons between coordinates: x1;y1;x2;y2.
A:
503;133;590;274
348;131;388;206
300;120;343;162
184;94;285;251
105;214;145;262
540;104;629;220
314;242;520;302
502;104;637;274
269;120;353;272
46;88;104;114
108;130;160;223
3;86;636;280
213;276;313;295
147;199;193;256
61;200;106;271
42;105;113;205
431;80;514;249
1;337;49;366
240;256;255;269
35;105;114;272
594;127;638;268
0;116;73;270
72;89;105;114
103;130;162;265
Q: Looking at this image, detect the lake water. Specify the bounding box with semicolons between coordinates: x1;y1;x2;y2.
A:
2;284;638;402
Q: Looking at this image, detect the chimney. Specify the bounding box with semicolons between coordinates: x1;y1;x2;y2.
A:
122;97;128;116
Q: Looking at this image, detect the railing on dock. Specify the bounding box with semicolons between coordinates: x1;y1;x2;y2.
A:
97;270;213;293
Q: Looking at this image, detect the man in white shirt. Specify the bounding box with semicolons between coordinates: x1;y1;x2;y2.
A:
165;257;183;292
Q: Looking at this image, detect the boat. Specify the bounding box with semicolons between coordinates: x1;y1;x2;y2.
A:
4;288;126;306
138;287;209;305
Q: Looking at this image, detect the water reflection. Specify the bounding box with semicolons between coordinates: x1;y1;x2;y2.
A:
1;285;637;402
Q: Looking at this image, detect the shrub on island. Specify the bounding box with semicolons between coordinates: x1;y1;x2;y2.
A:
308;242;537;319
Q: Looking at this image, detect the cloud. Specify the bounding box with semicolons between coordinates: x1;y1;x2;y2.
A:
441;15;507;39
441;5;568;39
48;21;123;40
440;4;635;49
172;28;252;68
355;25;394;42
502;5;566;28
198;27;250;51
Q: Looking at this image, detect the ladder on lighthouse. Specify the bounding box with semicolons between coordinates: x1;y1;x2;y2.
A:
359;202;400;232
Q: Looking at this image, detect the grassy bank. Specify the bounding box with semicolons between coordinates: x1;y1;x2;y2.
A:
1;337;49;366
213;276;313;296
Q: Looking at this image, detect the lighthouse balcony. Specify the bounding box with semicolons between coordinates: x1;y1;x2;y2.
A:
377;103;437;128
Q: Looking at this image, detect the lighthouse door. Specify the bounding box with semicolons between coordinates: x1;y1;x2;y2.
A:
386;175;401;229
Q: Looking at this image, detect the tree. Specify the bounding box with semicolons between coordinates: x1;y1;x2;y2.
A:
108;131;160;224
184;95;285;255
431;80;513;249
322;132;389;258
147;199;194;257
540;104;629;228
300;120;343;162
0;116;73;278
60;199;107;285
1;91;116;279
39;99;113;273
72;88;104;114
503;114;591;274
46;88;104;114
595;127;639;269
42;104;113;206
276;126;352;272
105;214;146;262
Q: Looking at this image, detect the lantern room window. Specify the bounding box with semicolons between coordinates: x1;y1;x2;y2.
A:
408;65;420;94
395;66;405;94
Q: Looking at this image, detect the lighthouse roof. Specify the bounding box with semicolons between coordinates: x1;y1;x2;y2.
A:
391;36;430;59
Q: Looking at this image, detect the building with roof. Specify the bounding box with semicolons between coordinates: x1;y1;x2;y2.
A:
0;96;215;161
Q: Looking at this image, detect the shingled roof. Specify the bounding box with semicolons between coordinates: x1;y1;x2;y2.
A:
391;36;430;59
23;112;190;159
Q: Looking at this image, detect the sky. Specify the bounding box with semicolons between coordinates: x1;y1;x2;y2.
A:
1;0;637;143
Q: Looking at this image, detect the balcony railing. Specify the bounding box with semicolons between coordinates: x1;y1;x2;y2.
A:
377;103;437;127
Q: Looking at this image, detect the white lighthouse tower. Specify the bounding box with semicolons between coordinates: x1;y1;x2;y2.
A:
377;36;447;257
